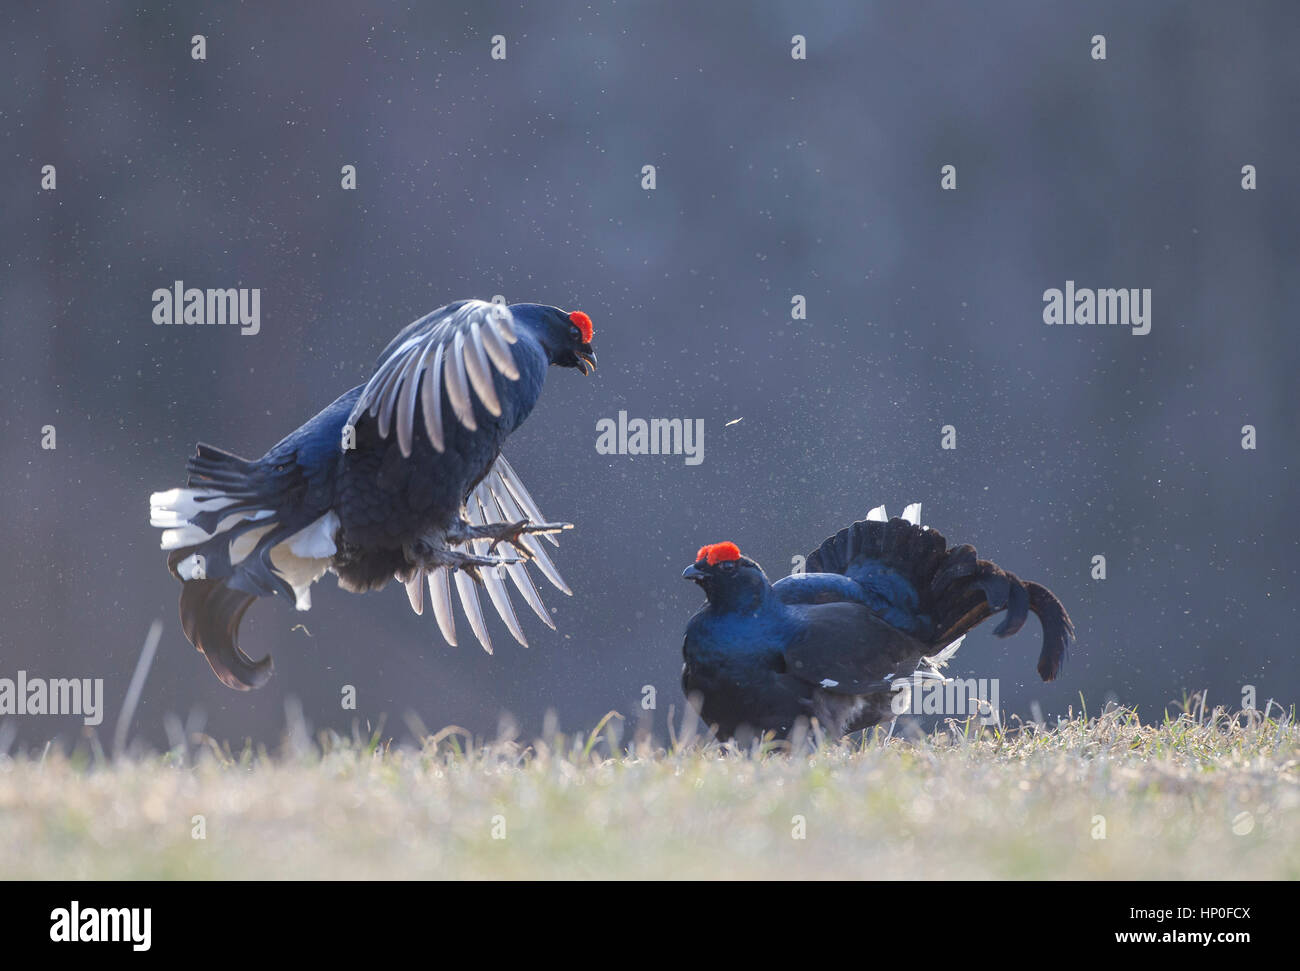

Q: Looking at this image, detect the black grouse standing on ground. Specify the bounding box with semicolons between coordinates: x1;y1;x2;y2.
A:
680;504;1074;741
150;300;597;689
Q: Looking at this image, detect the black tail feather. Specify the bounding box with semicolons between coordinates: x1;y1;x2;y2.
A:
157;440;316;690
1027;581;1074;680
971;566;1011;612
931;555;1073;682
806;516;948;596
178;579;274;690
930;544;977;594
183;445;267;519
163;440;304;601
187;443;257;481
805;514;1075;682
995;576;1030;637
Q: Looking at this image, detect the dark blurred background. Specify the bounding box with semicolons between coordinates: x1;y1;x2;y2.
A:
3;1;1297;751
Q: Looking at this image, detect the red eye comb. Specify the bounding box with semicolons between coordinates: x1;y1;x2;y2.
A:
568;311;594;344
696;542;742;565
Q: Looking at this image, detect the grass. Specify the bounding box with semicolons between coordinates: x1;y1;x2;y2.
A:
1;699;1296;879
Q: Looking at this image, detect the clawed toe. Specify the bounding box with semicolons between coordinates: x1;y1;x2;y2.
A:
486;519;573;553
447;516;573;553
405;540;525;579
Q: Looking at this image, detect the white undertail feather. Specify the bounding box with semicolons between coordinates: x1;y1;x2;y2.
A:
272;514;340;610
917;634;966;681
149;488;234;526
149;487;338;612
866;502;923;526
151;489;273;549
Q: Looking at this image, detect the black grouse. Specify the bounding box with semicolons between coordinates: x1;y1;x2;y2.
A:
680;504;1074;740
150;300;597;688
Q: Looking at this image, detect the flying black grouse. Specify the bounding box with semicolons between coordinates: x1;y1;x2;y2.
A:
150;299;597;689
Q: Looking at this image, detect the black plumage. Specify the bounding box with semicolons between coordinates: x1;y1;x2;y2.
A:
680;506;1075;741
150;300;597;689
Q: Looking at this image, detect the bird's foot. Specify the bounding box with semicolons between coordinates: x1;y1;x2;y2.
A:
406;539;524;583
448;517;573;554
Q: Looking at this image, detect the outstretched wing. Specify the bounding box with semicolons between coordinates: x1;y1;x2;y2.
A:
347;299;523;457
400;454;572;655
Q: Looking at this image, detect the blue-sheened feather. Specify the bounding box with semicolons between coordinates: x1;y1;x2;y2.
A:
150;299;596;689
682;511;1075;740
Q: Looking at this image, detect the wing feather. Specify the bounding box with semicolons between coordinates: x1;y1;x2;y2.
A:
421;343;447;453
485;468;570;593
445;330;477;431
372;353;408;435
480;320;520;378
405;567;425;615
396;337;439;457
488;301;517;341
428;567;457;646
346;300;524;453
416;454;571;648
464;322;503;416
453;566;492;654
466;486;528;646
494;454;559;547
515;531;572;595
483;473;553;626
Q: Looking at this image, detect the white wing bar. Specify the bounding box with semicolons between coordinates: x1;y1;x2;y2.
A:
348;300;521;457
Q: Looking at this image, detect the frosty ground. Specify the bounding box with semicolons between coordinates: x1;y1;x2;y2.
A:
1;703;1295;880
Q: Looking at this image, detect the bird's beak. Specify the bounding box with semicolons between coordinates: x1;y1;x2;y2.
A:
576;344;597;375
682;563;706;581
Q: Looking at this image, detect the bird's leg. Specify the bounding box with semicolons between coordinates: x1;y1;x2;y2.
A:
405;536;524;583
446;517;573;554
